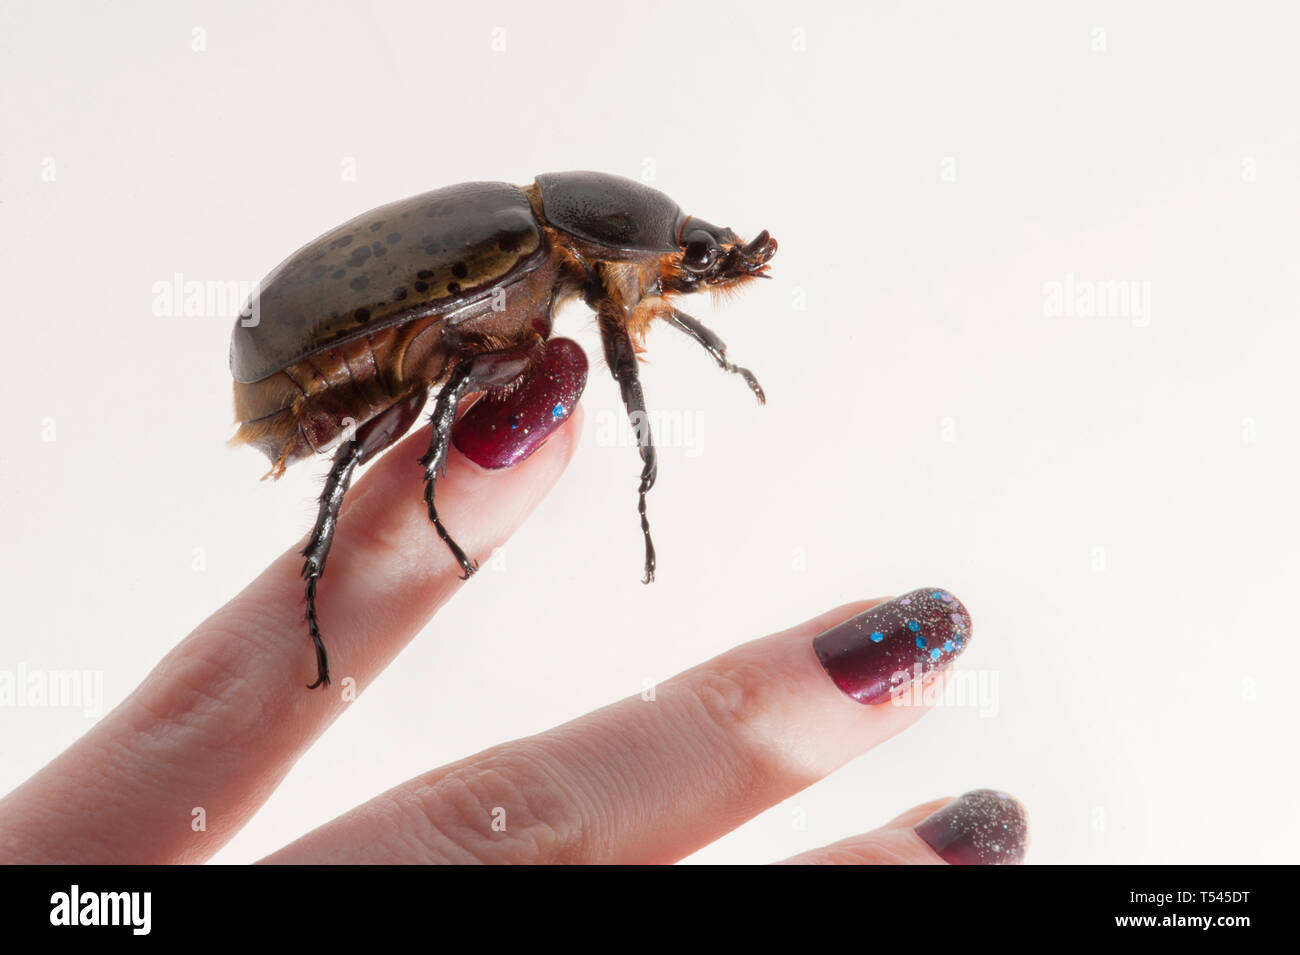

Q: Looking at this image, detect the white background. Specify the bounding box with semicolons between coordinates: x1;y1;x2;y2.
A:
2;1;1296;864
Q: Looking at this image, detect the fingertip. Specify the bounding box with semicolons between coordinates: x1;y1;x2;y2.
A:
349;397;584;514
451;337;589;470
913;789;1030;865
882;796;956;830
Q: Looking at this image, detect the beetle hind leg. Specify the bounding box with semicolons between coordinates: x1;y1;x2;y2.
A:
298;389;429;689
666;308;766;404
300;438;365;689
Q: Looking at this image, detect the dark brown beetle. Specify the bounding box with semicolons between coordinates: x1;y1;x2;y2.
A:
230;171;777;688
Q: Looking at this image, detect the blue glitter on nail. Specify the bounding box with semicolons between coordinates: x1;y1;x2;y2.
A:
551;403;564;419
944;640;954;652
907;619;920;632
915;636;927;649
508;413;521;430
931;591;944;599
870;631;884;643
930;648;941;661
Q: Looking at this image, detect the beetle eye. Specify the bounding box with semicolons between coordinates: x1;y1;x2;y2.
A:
682;239;718;273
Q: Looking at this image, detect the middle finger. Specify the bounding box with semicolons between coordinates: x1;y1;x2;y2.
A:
263;588;973;864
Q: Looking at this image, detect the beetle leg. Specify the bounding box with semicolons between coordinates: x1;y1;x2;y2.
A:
666;309;766;405
597;299;659;584
418;360;480;580
301;438;364;689
417;342;544;580
300;389;429;689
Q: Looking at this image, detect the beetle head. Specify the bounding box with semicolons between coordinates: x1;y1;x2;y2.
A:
670;217;778;295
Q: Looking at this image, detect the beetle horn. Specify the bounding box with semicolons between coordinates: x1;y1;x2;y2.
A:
742;230;777;267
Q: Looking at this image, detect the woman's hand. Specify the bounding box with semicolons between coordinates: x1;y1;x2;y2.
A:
0;340;1026;864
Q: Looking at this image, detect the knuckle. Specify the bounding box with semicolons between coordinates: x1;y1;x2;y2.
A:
397;744;593;864
681;659;783;748
133;612;276;748
674;659;793;787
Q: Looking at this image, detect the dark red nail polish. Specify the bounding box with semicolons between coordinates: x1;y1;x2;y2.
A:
812;588;971;705
451;337;587;469
915;789;1029;865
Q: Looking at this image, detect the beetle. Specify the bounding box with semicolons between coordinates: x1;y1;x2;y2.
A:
229;171;777;688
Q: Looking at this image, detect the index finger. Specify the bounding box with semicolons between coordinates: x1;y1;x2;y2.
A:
0;387;583;864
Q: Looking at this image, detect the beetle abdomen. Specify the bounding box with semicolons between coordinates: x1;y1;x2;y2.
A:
231;315;451;475
230;182;545;383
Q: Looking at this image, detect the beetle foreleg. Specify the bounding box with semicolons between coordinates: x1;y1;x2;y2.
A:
301;438;365;689
597;299;659;584
666;309;766;404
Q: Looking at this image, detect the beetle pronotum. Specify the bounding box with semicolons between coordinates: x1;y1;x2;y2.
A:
229;171;777;688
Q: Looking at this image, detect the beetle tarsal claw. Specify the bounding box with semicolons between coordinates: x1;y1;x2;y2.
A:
739;367;766;404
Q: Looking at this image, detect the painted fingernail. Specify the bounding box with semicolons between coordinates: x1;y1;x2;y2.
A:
452;337;587;469
915;789;1029;865
812;588;971;705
